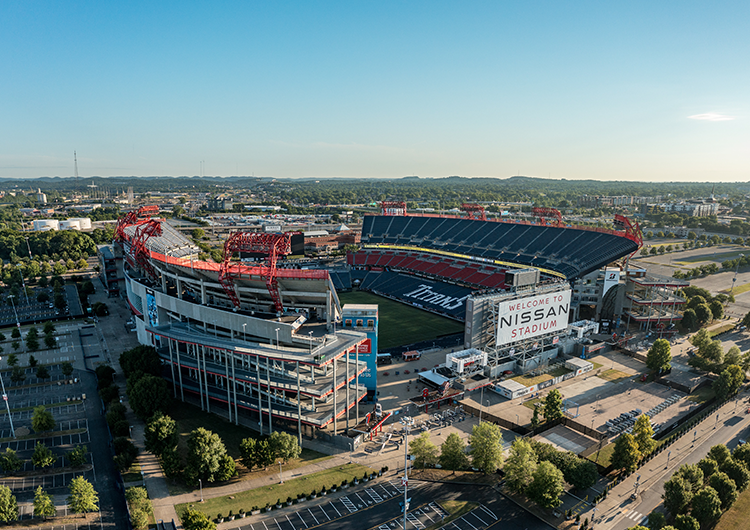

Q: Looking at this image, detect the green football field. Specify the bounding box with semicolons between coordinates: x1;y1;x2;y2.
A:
337;290;465;349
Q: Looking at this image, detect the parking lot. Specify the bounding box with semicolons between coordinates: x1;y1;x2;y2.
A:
0;467;95;493
0;419;90;449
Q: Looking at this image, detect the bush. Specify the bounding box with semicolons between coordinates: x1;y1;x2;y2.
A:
99;385;119;404
113;420;131;437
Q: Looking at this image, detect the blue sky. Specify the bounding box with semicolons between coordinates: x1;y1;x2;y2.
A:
1;1;747;181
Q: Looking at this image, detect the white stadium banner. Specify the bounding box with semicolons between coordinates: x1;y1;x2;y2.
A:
496;290;571;345
602;268;620;297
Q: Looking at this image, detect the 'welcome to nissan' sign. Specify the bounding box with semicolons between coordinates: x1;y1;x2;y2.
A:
496;290;571;346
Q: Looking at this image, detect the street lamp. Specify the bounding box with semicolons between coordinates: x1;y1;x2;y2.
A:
732;254;745;294
242;323;247;342
275;328;280;349
278;459;284;484
199;478;203;502
309;331;314;356
0;358;16;438
349;441;353;464
666;450;671;468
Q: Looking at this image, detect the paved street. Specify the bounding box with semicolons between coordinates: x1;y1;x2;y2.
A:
588;395;750;530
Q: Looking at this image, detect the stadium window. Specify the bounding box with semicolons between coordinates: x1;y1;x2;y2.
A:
345;319;352;327
367;319;374;327
356;319;363;327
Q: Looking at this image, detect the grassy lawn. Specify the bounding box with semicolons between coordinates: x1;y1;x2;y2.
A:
176;463;376;520
716;485;750;530
590;442;615;468
592;361;603;370
522;397;542;411
121;461;143;483
338;291;464;349
165;402;331;495
512;367;571;387
676;251;746;264
710;323;736;337
687;385;716;404
410;468;500;485
0;399;82;415
597;369;632;383
424;500;478;530
729;283;750;296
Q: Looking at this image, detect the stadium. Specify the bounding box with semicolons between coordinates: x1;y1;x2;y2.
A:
112;206;373;442
112;202;645;438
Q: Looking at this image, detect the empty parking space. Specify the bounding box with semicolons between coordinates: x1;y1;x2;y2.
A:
0;468;93;492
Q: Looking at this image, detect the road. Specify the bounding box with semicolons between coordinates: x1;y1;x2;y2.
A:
594;398;750;530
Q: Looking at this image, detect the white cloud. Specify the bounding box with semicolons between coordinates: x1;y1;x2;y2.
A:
688;112;735;121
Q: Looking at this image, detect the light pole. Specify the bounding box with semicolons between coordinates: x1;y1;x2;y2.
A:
0;358;16;438
278;459;284;484
479;385;485;422
309;331;314;356
7;295;20;331
666;450;671;468
732;254;745;294
401;418;411;530
715;413;720;429
275;328;280;349
349;441;353;463
242;323;246;342
199;478;203;502
633;474;641;497
516;413;519;426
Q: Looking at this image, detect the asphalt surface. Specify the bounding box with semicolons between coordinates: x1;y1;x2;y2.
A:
240;482;552;530
601;398;750;530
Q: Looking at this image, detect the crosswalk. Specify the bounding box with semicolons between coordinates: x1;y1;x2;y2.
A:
623;510;648;525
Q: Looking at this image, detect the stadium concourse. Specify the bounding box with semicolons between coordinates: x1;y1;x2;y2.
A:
343;207;641;323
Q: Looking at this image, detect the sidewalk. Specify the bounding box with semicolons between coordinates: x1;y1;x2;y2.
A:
583;397;747;529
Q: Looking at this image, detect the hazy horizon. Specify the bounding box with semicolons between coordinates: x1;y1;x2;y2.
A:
2;2;747;182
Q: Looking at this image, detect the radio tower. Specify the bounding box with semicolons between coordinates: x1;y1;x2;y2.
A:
74;151;80;200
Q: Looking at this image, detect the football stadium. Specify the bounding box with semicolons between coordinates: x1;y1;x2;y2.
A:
112;202;643;438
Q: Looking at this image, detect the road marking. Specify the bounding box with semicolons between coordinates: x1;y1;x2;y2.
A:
469;510;487;526
262;521;269;530
406;513;424;529
318;504;330;521
340;495;358;513
307;508;319;525
479;505;497;521
366;487;383;503
329;501;342;518
354;492;369;506
285;514;296;530
461;515;478;530
296;511;308;528
274;518;282;530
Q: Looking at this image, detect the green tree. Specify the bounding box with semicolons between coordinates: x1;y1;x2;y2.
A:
611;433;641;473
543;389;564;422
720;457;750;491
44;334;56;349
268;431;302;463
439;433;469;473
10;366;26;383
647;511;666;530
709;300;724;320
32;442;56;469
565;458;599;491
5;352;18;367
125;487;153;529
31;406;55;433
10;342;19;353
732;444;750;469
67;476;99;515
709;445;732;466
408;431;439;469
33;486;56;519
742;311;750;328
530;405;540;429
182;507;217;530
10;328;20;340
698;457;720;481
663;476;693;517
691;487;722;527
675;463;704;493
185;428;234;484
119;345;161;379
709;471;738;509
0;485;18;523
35;365;50;380
43;321;55;335
695;303;713;325
714;365;745;400
504;438;538;494
145;413;178;458
468;421;503;474
0;448;22;473
67;445;88;467
632;415;656;454
646;339;671;373
526;461;565;509
61;361;73;377
239;437;259;470
673;514;699;530
128;374;172;419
